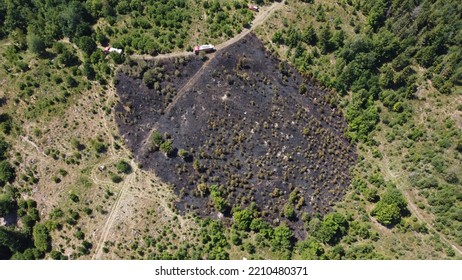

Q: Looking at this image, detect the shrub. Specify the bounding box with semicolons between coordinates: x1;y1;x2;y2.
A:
233;209;253;231
74;230;85;240
444;172;459;184
150;131;164;149
111;174;123;183
284;203;296;219
92;140;107;154
27;33;46;56
116;160;131;174
160;140;174;156
316;213;348;245
69;193;79;203
371;187;407;226
33;224;51;252
0;161;15;187
178;149;189;158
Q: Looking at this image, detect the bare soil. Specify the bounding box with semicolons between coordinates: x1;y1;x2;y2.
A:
115;33;356;236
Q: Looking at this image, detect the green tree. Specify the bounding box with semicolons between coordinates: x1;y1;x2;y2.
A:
303;25;317;45
284;203;295;220
32;224;51;252
159;140;174;156
115;160;131;174
316;212;348;245
27;33;46;56
250;218;270;232
0;114;12;135
78;36;96;55
150;131;164;149
271;224;294;251
233;209;253;231
298;237;325;260
210;185;229;213
0;161;15;187
0;193;16;216
371;187;407;226
0;138;9;160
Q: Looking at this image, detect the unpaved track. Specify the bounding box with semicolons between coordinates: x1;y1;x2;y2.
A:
130;1;284;61
93;163;135;259
157;2;284;116
20;136;48;158
215;1;284;50
162;54;214;115
131;51;193;61
381;152;462;257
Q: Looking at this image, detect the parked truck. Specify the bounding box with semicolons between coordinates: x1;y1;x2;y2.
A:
193;44;216;55
248;5;259;12
104;46;123;54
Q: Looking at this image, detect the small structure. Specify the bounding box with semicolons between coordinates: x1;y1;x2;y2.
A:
193;44;216;55
248;5;259;12
104;46;123;54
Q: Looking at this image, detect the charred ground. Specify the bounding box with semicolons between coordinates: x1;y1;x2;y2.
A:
115;34;356;235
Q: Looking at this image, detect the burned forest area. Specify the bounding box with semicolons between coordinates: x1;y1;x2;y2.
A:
115;34;356;236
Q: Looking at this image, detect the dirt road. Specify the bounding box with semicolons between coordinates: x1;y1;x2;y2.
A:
381;151;462;257
93;163;135;259
154;2;284;116
130;1;284;61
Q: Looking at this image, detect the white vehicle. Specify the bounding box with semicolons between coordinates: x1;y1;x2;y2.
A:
104;47;123;54
193;44;216;55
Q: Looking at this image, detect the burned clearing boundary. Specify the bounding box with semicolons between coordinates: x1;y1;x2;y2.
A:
115;33;356;236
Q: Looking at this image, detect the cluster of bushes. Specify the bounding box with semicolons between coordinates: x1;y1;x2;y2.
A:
203;0;254;39
150;131;176;157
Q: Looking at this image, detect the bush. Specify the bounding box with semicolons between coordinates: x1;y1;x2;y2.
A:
271;224;294;251
363;187;379;202
116;160;131;174
111;174;123;183
78;36;96;55
444;172;459;184
178;149;189;158
371;187;407;226
233;209;253;231
160;140;174;156
150;131;164;149
0;193;16;216
316;213;348;245
0;161;15;187
69;193;79;203
66;76;78;88
92;140;107;154
27;33;46;56
32;224;51;252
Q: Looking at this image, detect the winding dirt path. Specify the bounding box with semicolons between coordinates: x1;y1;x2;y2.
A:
157;2;284;116
20;136;48;158
380;151;462;256
130;1;284;61
93;162;135;259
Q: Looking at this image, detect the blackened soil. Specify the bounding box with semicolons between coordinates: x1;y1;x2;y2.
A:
115;34;356;237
